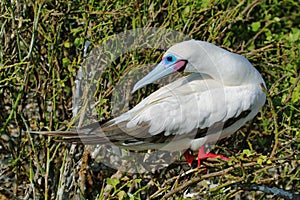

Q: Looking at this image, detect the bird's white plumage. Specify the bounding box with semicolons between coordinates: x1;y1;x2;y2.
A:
40;40;266;154
111;40;266;151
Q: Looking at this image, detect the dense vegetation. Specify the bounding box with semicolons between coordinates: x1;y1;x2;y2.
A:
0;0;299;199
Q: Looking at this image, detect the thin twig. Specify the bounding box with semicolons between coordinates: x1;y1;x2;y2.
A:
162;162;257;199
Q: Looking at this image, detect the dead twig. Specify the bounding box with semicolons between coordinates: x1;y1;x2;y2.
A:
162;162;257;199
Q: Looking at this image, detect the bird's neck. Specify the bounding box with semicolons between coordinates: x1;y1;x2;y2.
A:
203;53;264;87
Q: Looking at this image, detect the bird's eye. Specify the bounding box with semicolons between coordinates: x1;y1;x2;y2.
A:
164;54;176;64
166;56;173;62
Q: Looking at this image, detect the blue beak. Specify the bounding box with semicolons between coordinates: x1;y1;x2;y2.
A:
132;61;174;93
132;59;187;93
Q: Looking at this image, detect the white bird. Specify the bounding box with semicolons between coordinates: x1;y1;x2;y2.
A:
36;40;266;166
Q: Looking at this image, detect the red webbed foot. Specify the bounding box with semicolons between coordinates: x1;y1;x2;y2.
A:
184;147;230;167
183;149;196;166
197;146;230;166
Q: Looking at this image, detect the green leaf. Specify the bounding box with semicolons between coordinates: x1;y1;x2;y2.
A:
242;149;252;156
251;22;261;32
62;57;70;67
107;178;120;190
289;28;300;42
63;41;71;48
201;0;210;8
183;5;191;15
74;37;84;48
117;191;127;200
257;155;267;165
290;77;300;103
266;159;272;164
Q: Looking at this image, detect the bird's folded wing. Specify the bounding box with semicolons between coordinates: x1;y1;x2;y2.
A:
33;76;265;150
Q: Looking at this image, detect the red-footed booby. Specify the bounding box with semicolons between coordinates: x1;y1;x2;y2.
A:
35;40;266;166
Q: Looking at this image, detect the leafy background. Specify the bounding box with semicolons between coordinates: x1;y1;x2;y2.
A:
0;0;299;199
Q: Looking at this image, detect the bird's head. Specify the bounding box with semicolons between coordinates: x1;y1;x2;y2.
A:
132;40;200;93
132;39;261;92
132;53;188;92
132;39;219;92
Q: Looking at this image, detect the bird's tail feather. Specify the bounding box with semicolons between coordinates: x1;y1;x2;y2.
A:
30;120;152;145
